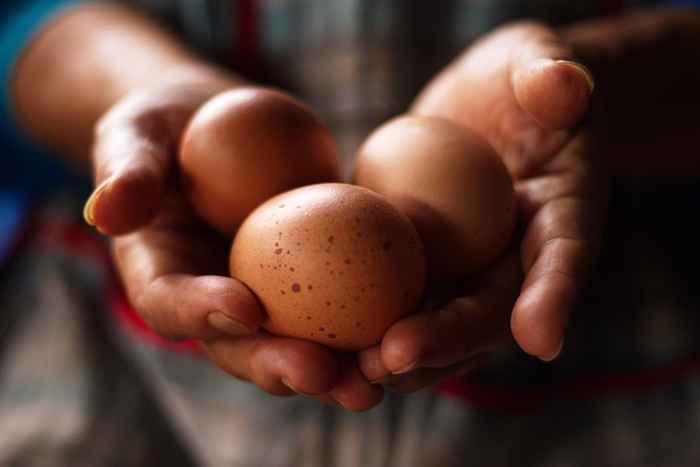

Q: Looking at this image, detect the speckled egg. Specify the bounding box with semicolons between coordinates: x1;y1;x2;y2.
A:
230;183;426;351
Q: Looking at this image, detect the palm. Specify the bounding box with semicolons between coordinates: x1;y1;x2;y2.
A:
124;186;231;278
358;23;603;389
91;84;383;410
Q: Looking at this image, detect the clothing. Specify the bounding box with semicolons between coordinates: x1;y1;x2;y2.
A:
1;1;700;466
2;191;700;467
0;0;83;198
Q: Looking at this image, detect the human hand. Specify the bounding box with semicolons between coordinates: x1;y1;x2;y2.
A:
360;22;605;391
84;82;382;410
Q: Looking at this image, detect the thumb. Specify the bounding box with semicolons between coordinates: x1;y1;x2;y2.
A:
82;84;226;235
511;25;595;130
83;116;172;235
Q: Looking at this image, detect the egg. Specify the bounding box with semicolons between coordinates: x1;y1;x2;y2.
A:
179;87;341;235
354;115;516;279
230;183;426;351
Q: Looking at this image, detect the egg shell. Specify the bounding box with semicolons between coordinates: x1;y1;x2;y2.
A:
230;183;426;351
179;87;341;235
354;115;516;279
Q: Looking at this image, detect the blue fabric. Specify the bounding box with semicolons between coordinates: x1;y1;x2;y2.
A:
0;0;85;199
0;190;27;265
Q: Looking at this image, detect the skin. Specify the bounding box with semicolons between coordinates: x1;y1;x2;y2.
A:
359;7;700;392
11;4;700;408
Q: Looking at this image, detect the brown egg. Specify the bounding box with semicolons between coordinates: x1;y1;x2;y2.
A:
179;87;341;235
230;183;426;351
354;115;516;279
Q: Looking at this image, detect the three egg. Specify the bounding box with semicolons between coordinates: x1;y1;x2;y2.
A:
178;88;515;350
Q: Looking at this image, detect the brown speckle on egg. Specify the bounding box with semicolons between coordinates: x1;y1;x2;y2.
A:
229;183;426;351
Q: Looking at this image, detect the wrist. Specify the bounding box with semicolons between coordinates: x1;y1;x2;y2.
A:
10;2;243;167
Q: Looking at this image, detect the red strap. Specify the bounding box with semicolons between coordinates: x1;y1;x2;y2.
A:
439;358;700;411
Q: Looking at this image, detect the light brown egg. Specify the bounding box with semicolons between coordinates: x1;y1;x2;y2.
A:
230;183;426;351
354;115;516;279
179;87;341;235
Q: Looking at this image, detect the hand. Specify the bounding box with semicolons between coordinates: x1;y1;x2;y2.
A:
360;22;605;391
84;82;382;411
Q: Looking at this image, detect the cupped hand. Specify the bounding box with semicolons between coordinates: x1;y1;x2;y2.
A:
360;22;606;391
84;82;382;410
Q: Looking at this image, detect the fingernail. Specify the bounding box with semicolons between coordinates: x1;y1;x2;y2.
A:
455;354;489;376
556;60;595;93
539;340;564;363
315;394;339;406
391;361;418;375
369;376;390;385
281;378;313;396
83;178;112;227
333;398;350;411
281;378;298;393
207;312;254;337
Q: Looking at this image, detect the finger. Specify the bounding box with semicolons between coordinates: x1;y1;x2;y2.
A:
326;356;383;412
361;253;521;378
131;274;263;340
510;26;594;130
372;354;488;394
85;86;213;235
313;394;339;406
114;231;265;340
357;346;386;383
512;134;603;361
85;113;174;235
515;132;605;222
204;336;340;396
410;22;594;179
511;197;598;361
